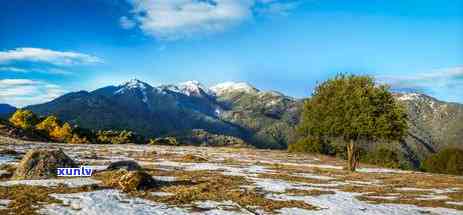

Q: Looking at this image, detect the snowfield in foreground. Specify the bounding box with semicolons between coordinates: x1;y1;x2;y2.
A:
0;142;462;215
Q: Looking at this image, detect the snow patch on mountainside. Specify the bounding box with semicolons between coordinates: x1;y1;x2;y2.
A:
161;81;213;97
178;80;213;96
397;93;422;101
210;82;258;95
117;79;150;91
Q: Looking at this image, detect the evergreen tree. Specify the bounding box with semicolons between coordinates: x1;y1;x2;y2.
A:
297;74;408;171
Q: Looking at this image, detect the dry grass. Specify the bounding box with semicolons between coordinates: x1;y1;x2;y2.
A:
0;184;99;215
257;173;333;185
176;154;208;163
340;172;463;211
358;194;463;211
134;171;316;213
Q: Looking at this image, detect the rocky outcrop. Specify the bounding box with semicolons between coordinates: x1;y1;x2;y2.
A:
13;148;77;179
106;160;143;171
117;170;157;192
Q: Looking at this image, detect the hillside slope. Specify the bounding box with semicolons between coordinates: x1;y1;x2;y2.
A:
394;93;463;165
0;104;16;118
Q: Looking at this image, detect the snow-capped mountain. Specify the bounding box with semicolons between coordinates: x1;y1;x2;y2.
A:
27;79;300;149
114;79;156;104
25;80;463;167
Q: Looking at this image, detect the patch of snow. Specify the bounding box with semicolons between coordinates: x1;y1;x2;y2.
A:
267;191;463;215
446;201;463;206
397;93;421;101
0;170;9;176
194;200;253;215
151;192;174;197
214;108;221;116
433;188;461;194
252;178;337;193
0;155;18;165
396;187;433;192
346;180;382;186
287;163;343;170
292;173;335;181
41;189;190;215
416;194;449;201
0;199;11;209
278;207;315;215
246;165;273;174
195;210;251;215
195;200;237;210
141;88;148;103
155;161;272;177
210;82;258;95
0;178;100;188
357;168;410;174
152;176;177;182
177;80;213;96
114;79;151;103
87;165;108;172
253;178;298;192
396;187;460;194
365;196;399;200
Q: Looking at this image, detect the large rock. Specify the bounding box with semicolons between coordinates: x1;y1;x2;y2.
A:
13;148;77;179
118;171;157;192
106;160;143;171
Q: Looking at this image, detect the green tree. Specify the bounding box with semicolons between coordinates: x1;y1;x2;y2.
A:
9;109;39;130
421;148;463;175
297;74;408;171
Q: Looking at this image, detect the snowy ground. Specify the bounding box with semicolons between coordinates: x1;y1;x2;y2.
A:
0;142;462;215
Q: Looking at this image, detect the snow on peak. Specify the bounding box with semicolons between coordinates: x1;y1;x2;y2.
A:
176;80;212;96
396;93;424;101
115;79;153;103
209;82;258;95
120;79;151;90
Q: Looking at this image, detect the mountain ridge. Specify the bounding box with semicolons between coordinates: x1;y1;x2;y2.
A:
25;79;463;168
0;103;17;118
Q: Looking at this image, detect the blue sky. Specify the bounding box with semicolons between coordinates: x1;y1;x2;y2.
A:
0;0;462;107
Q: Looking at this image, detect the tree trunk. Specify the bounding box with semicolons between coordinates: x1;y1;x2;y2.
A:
346;140;359;172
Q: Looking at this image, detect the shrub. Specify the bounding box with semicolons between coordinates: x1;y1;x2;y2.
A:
421;148;463;175
49;122;73;142
96;130;142;144
288;137;332;154
68;134;90;144
362;147;401;169
148;137;178;146
9;110;39;130
36;116;61;134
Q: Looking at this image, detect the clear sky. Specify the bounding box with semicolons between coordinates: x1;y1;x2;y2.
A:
1;0;462;107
